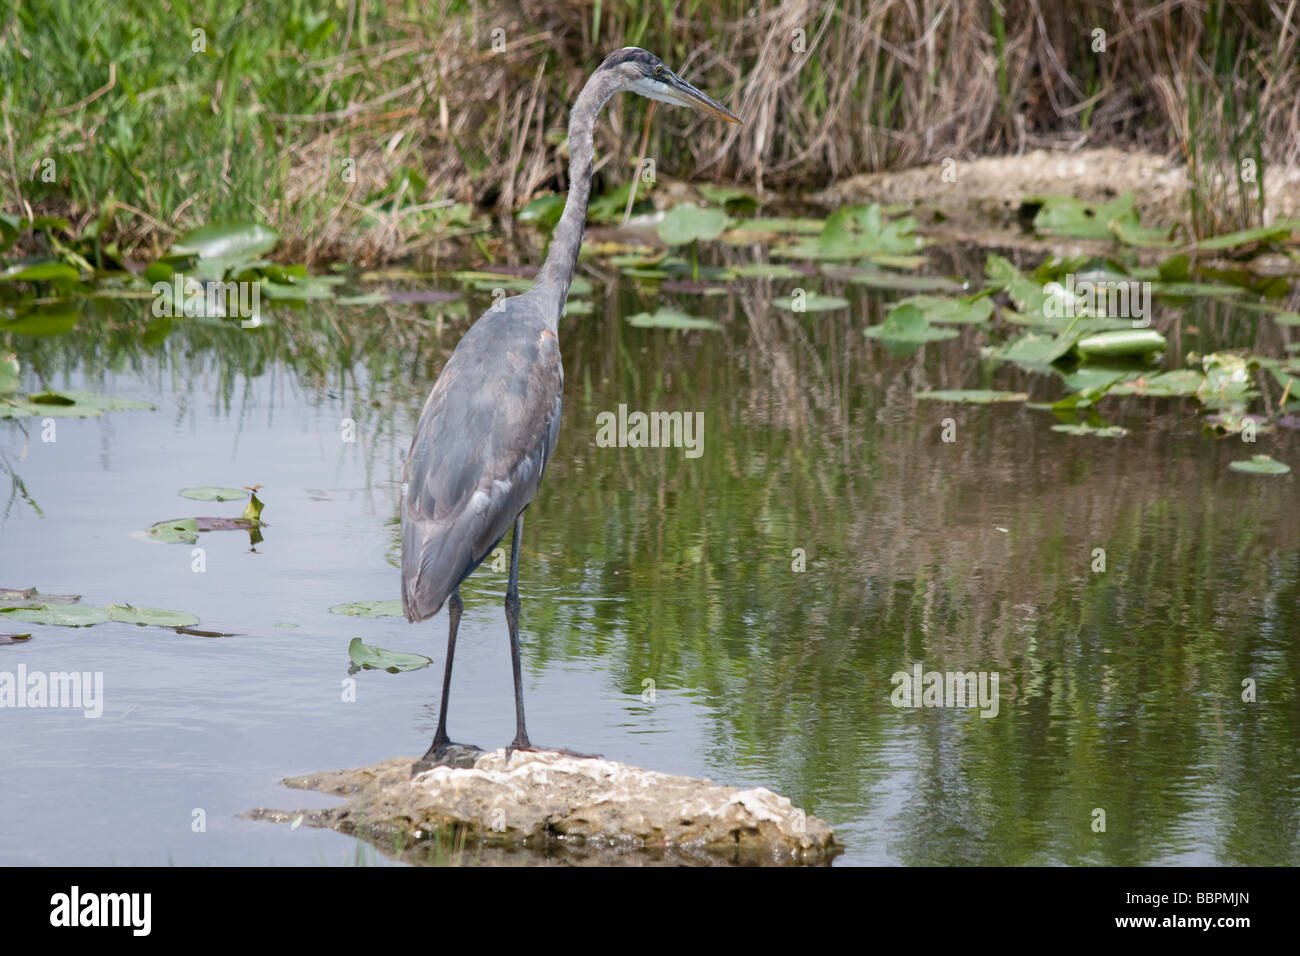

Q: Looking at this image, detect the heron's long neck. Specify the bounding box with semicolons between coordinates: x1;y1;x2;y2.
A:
535;68;622;319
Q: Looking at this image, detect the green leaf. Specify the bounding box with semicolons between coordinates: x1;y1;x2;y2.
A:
916;390;1028;404
0;260;80;283
893;294;993;325
1196;222;1297;251
0;390;153;419
697;183;761;211
108;605;200;627
657;204;729;245
1075;329;1166;358
864;304;959;344
517;194;565;229
347;637;432;673
131;518;200;544
0;604;110;627
775;204;926;261
626;308;721;330
1228;454;1291;476
1029;192;1138;240
329;600;405;618
179;486;248;502
171;222;280;260
985;332;1074;369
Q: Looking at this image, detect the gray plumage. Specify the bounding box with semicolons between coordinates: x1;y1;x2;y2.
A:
398;47;739;759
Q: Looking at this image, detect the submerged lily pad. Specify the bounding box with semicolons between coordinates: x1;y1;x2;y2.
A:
330;600;405;618
1228;454;1291;475
626;308;721;331
916;390;1028;404
179;487;248;502
347;637;432;673
0;604;110;627
108;605;200;627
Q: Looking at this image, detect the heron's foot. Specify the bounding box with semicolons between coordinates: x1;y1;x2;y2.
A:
413;737;484;773
504;737;602;762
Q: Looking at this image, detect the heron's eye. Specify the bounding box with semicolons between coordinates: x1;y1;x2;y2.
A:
654;65;663;76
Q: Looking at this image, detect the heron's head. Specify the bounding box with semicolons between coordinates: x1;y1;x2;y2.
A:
600;47;741;125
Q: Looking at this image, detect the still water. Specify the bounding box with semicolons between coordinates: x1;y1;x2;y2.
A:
2;250;1298;865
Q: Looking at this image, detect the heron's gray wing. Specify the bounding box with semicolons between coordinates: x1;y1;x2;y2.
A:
400;315;563;622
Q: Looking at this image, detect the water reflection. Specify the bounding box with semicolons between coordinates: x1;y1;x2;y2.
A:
2;254;1298;864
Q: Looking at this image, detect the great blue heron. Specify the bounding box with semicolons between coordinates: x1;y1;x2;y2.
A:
401;47;740;761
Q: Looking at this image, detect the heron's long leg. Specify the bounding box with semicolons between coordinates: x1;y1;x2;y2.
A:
424;587;462;759
505;514;531;750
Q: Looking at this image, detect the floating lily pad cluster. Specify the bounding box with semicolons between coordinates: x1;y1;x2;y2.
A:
133;486;264;544
0;587;199;630
0;354;154;418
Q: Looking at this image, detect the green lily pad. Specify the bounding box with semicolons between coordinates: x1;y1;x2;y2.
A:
1229;454;1291;475
131;518;200;545
985;332;1074;369
1075;329;1166;358
626;308;721;331
0;604;110;627
916;390;1028;404
894;294;993;325
179;487;248;502
864;304;959;344
697;184;761;211
657;204;729;246
776;204;925;261
329;600;405;618
347;637;432;674
773;291;849;312
1029;192;1140;240
171;222;280;260
1108;368;1204;397
108;605;200;627
0;391;154;419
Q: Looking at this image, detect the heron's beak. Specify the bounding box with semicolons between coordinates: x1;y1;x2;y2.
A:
662;73;742;125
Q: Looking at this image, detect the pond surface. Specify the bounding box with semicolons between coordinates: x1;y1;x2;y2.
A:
2;247;1298;865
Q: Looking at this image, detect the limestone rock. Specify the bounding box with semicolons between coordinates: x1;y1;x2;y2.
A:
245;748;839;865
